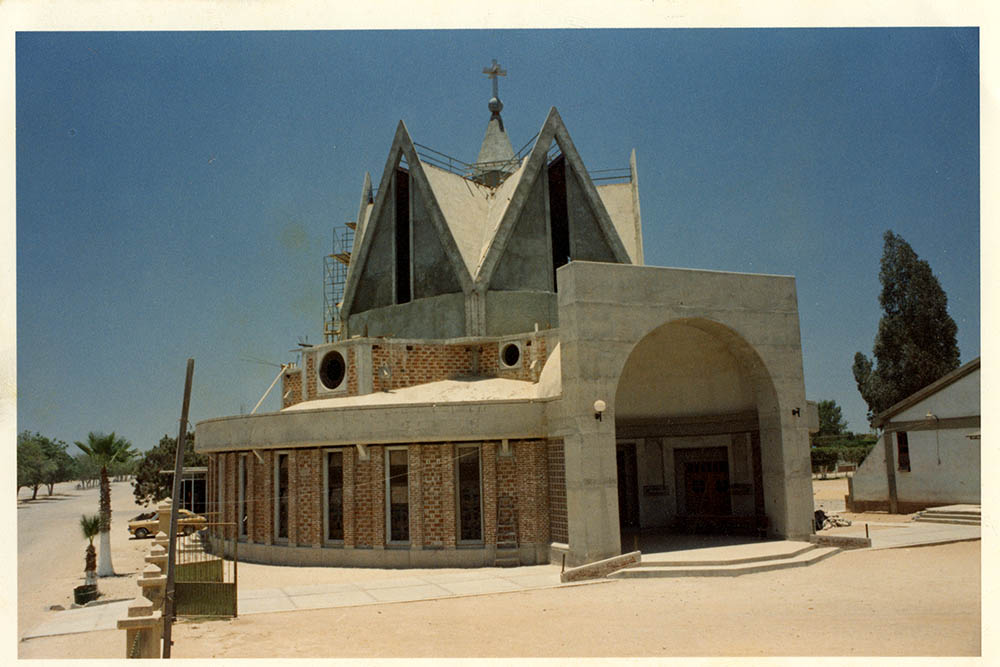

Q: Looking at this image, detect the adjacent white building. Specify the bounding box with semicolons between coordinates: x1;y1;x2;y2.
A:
848;357;980;513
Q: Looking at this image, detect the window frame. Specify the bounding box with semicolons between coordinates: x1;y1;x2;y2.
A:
896;431;911;472
273;451;290;543
323;448;346;545
455;444;484;544
385;446;410;545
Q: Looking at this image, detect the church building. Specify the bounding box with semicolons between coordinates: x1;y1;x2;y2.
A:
196;63;816;568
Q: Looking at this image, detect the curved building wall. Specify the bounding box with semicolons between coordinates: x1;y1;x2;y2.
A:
205;441;551;568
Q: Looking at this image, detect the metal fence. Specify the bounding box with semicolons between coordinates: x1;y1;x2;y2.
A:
173;522;238;617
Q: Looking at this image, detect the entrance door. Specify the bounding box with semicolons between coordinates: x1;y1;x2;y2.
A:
616;443;640;529
683;458;731;515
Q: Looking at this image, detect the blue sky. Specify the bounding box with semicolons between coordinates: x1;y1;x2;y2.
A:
15;28;979;451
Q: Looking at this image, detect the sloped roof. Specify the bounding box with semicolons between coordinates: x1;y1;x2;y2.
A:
872;357;981;428
421;164;492;277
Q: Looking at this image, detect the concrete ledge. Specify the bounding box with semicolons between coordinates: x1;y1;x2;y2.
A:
560;551;641;582
213;536;549;568
809;534;871;549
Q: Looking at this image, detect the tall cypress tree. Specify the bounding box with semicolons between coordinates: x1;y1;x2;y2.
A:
853;230;960;421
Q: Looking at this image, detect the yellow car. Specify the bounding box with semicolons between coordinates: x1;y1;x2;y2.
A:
128;509;207;539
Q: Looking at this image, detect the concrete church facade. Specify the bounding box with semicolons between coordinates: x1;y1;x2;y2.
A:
196;78;816;568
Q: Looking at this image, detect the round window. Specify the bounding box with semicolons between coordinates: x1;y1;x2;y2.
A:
501;343;521;368
319;351;346;390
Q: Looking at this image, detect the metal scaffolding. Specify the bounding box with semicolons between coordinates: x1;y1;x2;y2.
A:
324;222;355;343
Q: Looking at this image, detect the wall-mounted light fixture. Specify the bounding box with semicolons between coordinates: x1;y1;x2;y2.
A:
594;399;607;421
792;408;801;417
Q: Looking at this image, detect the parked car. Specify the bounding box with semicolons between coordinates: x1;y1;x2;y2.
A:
127;509;207;539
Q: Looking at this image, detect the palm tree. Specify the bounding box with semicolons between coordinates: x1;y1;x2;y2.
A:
80;514;100;586
75;432;135;577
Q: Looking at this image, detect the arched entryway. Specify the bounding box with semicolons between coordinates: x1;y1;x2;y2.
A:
613;318;784;546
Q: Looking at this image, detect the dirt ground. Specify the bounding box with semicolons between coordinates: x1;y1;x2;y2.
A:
18;540;981;658
17;477;982;658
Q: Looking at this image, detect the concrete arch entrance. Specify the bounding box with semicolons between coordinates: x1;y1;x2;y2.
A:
553;262;813;567
613;318;782;544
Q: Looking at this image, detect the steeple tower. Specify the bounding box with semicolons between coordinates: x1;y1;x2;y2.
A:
473;59;517;187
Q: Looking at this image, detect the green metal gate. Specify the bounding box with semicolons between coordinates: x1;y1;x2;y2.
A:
173;522;238;617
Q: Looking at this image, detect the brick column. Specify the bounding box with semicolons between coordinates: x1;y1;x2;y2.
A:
246;452;256;543
288;450;298;546
372;447;386;548
344;448;356;547
482;442;498;547
409;445;423;548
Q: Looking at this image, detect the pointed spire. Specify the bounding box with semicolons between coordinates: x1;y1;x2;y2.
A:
473;59;517;188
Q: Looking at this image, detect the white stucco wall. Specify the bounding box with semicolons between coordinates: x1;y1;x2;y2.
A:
852;367;980;506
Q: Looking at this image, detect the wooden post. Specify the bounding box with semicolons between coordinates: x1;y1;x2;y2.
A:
882;431;898;514
162;359;194;658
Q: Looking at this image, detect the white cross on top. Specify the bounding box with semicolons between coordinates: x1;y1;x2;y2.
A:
482;59;506;99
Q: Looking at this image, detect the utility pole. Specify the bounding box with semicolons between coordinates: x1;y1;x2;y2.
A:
162;358;194;658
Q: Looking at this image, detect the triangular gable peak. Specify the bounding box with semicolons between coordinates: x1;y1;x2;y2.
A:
474;107;632;289
341;121;474;318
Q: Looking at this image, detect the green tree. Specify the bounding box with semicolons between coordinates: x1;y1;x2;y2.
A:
72;452;101;489
37;436;75;496
810;447;840;478
80;514;101;586
816;399;847;436
17;431;54;500
75;432;136;577
853;230;961;421
132;432;205;507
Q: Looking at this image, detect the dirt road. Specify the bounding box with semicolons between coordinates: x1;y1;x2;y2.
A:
17;480;150;637
19;540;981;658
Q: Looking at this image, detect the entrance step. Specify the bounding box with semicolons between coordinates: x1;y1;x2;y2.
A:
914;516;980;526
914;505;980;526
610;544;840;578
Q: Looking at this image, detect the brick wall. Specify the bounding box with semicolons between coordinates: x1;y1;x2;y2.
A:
305;353;317;401
548;439;568;544
482;442;498;547
286;332;556;408
420;444;456;547
281;366;302;408
372;446;386;547
342;447;355;546
515;440;550;544
353;448;374;548
296;448;322;546
221;440;555;554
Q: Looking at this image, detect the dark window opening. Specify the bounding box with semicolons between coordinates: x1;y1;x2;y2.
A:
277;453;289;539
457;447;483;541
547;155;570;290
394;168;411;304
319;351;346;390
897;432;910;471
327;451;344;541
501;343;520;367
388;449;409;542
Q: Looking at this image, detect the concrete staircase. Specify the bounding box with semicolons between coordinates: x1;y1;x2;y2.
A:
494;495;520;567
609;540;840;578
913;505;981;526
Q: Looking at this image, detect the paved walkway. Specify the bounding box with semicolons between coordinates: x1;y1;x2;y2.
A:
825;517;981;550
23;520;981;641
22;564;580;640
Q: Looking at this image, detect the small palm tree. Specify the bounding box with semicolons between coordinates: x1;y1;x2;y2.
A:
75;432;136;577
80;514;100;586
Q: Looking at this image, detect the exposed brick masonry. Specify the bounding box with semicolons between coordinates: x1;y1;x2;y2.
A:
548;439;568;544
283;331;556;408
